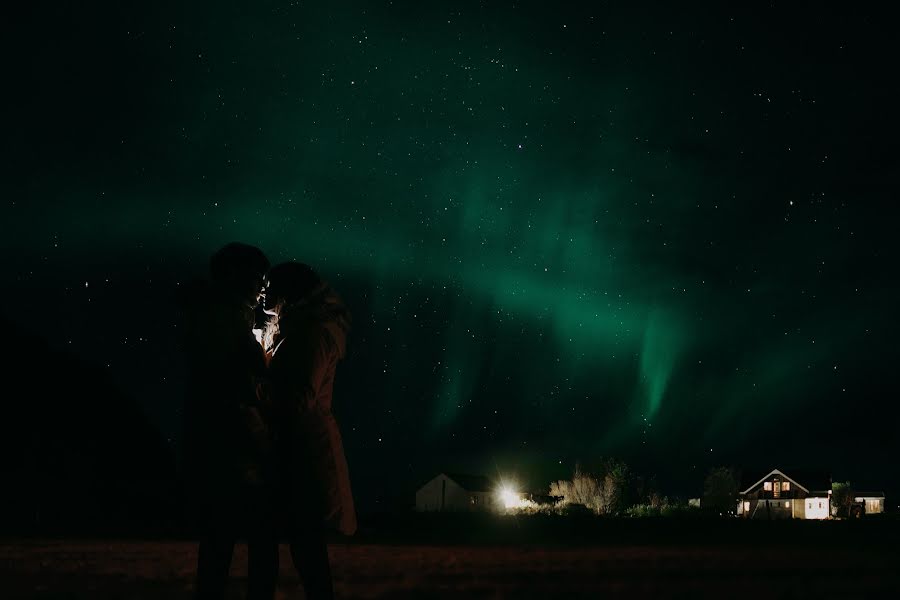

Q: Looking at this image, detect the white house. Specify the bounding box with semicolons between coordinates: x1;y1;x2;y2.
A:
854;491;886;515
415;472;497;512
737;468;831;520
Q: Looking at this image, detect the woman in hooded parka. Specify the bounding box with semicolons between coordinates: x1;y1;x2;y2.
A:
263;262;356;600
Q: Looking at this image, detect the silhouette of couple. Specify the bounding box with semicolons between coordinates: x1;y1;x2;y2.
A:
179;242;355;600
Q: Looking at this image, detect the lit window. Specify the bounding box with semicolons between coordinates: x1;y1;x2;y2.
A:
763;481;772;491
785;501;791;508
782;481;791;491
743;501;750;512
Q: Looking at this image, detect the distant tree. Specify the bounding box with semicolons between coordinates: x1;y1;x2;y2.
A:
550;464;602;512
550;460;631;515
549;479;572;503
549;466;591;511
571;466;602;510
832;481;853;517
634;474;662;508
598;458;630;515
703;467;739;514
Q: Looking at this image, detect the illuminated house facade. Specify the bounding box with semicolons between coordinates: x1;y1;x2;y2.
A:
853;492;886;515
415;472;496;512
737;468;832;520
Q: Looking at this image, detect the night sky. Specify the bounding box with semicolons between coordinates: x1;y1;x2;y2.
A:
7;2;899;508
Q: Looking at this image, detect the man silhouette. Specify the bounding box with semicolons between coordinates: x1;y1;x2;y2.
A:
178;242;277;600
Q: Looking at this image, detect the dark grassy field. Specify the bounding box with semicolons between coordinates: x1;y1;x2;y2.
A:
3;515;899;598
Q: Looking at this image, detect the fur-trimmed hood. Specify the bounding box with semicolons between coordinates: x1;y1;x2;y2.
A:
275;282;351;358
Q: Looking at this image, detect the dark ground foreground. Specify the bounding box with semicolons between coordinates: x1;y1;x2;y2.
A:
3;517;900;599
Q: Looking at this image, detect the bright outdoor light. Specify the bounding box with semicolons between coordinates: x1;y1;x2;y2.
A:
497;484;528;509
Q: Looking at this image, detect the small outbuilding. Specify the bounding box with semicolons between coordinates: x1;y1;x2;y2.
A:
415;472;497;512
854;491;886;515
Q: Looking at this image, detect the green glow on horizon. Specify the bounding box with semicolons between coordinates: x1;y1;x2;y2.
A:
7;2;866;462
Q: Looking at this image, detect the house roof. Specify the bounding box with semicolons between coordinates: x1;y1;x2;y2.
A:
443;472;493;492
853;491;885;499
739;468;831;494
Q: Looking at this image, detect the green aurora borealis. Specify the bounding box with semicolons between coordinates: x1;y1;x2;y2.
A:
6;2;898;499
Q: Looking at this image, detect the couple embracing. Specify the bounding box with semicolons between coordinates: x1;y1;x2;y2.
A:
178;242;355;600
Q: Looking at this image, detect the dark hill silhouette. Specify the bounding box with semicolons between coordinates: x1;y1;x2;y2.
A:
0;316;180;535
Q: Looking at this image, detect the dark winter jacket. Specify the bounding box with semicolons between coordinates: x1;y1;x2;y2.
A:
177;279;271;497
267;284;356;535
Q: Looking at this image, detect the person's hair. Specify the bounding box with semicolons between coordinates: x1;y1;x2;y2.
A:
266;261;322;305
209;242;270;285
